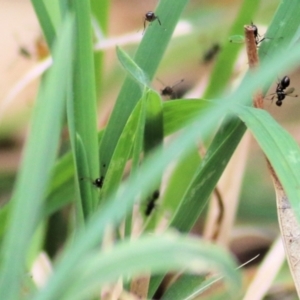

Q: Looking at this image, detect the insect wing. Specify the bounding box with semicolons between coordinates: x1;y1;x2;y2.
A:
285;87;295;95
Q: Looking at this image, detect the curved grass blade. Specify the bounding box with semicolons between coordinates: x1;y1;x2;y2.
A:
233;105;300;295
37;233;240;300
0;16;74;300
116;46;150;87
233;106;300;220
72;234;239;300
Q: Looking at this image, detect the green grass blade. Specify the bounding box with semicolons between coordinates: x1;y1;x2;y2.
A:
234;106;300;219
163;99;212;136
31;0;57;48
100;0;190;174
142;89;164;227
131;93;147;173
161;274;206;300
162;148;201;216
148;117;245;297
169;118;245;229
0;15;74;300
70;0;100;218
259;0;300;61
90;0;109;97
62;233;240;300
144;90;163;154
44;131;104;217
116;46;150;87
100;99;143;201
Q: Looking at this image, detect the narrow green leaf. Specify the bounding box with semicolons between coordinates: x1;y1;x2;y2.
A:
258;0;300;61
169;118;245;231
42;233;240;300
44;131;104;217
116;46;149;87
149;118;246;297
143;90;164;226
71;0;99;218
90;0;109;97
161;274;206;300
144;90;163;154
163;99;212;136
100;100;143;201
131;93;147;173
162;148;201;215
234;106;300;219
0;15;74;300
31;0;57;48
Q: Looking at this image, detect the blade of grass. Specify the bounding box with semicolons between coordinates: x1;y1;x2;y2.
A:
126;91;147;237
161;274;206;300
116;46;150;87
163;99;212;136
142;89;164;227
169;118;245;230
161;148;201;216
258;0;300;62
62;233;240;300
100;98;144;202
144;90;164;155
90;0;109;97
233;106;300;220
31;0;57;49
0;15;74;300
70;0;100;218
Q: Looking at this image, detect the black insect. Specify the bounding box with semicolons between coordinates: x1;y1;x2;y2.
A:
80;176;104;189
19;46;32;59
159;79;184;99
203;43;221;62
143;11;161;33
250;22;265;45
270;76;298;106
145;190;160;216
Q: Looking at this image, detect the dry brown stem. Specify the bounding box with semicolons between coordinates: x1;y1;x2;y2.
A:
244;25;264;108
